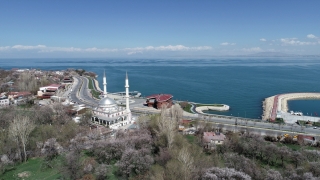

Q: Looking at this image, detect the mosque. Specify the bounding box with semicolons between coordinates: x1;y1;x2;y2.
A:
91;71;132;129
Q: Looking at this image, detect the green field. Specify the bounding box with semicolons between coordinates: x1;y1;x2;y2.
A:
87;77;101;99
0;158;61;180
182;103;193;113
297;120;320;127
196;104;224;107
185;134;196;144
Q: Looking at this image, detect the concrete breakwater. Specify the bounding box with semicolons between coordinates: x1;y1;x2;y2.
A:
262;93;320;121
195;105;230;114
278;93;320;112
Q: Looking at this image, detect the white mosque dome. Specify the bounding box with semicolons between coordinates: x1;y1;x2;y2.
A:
98;97;117;107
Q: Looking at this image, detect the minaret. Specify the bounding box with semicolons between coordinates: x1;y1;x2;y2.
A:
125;72;132;121
103;70;107;98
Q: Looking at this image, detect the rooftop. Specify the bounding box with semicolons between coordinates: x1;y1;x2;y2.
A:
203;132;226;143
146;94;173;102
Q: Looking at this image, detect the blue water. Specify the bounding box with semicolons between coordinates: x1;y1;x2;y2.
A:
288;100;320;117
1;57;320;119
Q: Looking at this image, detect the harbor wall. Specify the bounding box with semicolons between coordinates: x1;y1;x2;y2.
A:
262;93;320;121
195;105;230;114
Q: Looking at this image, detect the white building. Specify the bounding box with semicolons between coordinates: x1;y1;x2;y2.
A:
91;71;132;129
0;95;9;106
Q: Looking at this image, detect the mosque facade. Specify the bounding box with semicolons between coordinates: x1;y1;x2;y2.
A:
91;72;132;129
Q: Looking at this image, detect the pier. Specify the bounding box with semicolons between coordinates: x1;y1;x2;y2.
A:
263;93;320;122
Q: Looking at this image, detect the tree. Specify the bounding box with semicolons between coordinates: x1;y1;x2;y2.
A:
116;148;154;177
278;146;290;166
34;106;54;125
155;105;178;149
8;116;35;162
202;167;251;180
178;146;194;180
266;169;283;180
61;151;83;180
94;164;109;180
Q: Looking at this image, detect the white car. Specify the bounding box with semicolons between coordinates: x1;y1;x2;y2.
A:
313;127;317;129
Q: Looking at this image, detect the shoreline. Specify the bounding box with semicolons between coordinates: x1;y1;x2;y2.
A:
262;93;320;121
279;93;320;112
262;95;275;121
195;104;230;114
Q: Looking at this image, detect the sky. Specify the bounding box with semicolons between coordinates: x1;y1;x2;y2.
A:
0;1;319;58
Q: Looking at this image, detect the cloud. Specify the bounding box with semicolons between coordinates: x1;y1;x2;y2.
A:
307;34;317;39
0;46;10;51
242;47;262;52
11;45;46;50
280;38;317;46
0;44;212;55
84;47;118;52
39;47;82;52
220;42;236;46
127;51;143;55
125;45;212;55
260;38;267;42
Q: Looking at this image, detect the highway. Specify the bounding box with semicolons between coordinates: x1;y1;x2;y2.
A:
131;109;320;137
70;76;98;107
70;75;320;137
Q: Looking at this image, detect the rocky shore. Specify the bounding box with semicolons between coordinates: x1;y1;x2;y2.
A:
262;95;275;121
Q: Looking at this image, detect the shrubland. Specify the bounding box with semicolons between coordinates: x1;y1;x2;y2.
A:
1;103;320;179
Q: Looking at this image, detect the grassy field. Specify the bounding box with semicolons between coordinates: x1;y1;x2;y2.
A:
297;120;320;127
0;158;61;180
182;103;193;113
196;104;224;107
185;134;196;144
87;77;101;99
277;143;318;151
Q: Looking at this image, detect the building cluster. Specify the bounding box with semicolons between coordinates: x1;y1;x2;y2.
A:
0;68;76;107
0;91;33;106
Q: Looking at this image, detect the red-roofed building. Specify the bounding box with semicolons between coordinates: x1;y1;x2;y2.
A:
297;135;316;145
63;77;73;83
146;94;173;109
7;91;32;100
39;84;64;92
203;132;226;149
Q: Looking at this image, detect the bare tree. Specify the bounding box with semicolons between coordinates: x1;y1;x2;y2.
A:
178;146;194;180
155;105;177;149
170;104;183;125
137;114;150;129
8;116;35;162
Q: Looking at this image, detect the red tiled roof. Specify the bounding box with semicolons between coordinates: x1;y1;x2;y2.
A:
297;135;315;141
181;120;192;124
203;132;226;143
146;94;173;102
8;91;32;96
47;84;61;88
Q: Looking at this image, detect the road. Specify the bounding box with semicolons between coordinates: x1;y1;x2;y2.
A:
132;108;320;137
70;75;320;137
69;76;98;107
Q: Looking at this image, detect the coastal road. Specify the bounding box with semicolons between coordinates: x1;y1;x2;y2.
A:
71;76;320;137
78;76;98;106
70;76;98;107
131;109;320;137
